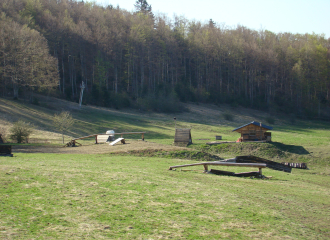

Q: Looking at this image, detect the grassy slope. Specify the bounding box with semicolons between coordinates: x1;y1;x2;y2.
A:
1;97;330;239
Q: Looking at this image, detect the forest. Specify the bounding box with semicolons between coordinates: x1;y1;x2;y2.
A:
0;0;329;118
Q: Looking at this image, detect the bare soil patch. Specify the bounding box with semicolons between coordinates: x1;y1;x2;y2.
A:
12;140;189;154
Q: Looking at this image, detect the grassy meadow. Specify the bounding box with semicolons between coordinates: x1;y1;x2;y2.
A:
1;97;330;239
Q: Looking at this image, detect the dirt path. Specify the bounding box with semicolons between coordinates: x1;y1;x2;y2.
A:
12;140;189;154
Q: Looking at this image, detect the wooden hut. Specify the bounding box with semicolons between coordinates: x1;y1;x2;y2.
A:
233;121;273;142
174;129;192;145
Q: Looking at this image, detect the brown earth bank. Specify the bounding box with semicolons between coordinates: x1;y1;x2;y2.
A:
11;140;190;154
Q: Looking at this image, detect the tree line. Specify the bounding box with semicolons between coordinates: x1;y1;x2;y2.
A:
0;0;329;117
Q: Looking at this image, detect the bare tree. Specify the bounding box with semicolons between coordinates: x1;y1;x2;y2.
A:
53;111;75;144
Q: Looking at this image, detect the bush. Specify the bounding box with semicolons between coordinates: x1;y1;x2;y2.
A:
222;112;234;121
9;120;34;143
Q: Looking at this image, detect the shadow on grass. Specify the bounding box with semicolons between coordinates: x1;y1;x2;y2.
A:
269;142;310;155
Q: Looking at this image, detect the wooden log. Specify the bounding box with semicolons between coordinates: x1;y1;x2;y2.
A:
235;155;292;173
203;164;208;172
169;162;266;170
72;134;98;141
206;141;236;145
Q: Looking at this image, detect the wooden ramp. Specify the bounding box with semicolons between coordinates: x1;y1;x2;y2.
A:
109;138;125;146
235;156;292;173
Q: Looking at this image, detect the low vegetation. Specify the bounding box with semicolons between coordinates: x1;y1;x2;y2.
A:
0;97;330;239
9;120;35;143
1;154;329;239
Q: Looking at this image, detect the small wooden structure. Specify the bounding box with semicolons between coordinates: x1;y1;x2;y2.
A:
66;132;145;147
0;145;13;157
174;128;192;145
233;121;272;142
169;161;266;172
168;155;292;178
215;135;222;140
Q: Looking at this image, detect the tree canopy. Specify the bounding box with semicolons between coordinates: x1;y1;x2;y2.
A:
0;0;329;118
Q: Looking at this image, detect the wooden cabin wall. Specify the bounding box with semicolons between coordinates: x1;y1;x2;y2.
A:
237;125;268;140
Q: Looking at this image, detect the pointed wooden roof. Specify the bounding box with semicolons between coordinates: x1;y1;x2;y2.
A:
232;121;273;132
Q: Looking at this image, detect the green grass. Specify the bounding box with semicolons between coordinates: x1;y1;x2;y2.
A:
1;97;330;238
1;153;330;239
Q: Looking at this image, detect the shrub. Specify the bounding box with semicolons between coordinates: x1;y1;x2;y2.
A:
9;120;34;143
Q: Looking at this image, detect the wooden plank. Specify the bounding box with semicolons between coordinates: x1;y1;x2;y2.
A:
96;135;110;143
169;162;266;170
114;132;146;135
109;138;125;146
206;141;236;145
72;134;98;141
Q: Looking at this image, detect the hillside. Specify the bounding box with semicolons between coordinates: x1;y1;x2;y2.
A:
1;96;330;170
1;96;330;239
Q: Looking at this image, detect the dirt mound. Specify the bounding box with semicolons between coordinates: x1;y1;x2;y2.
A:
113;149;224;161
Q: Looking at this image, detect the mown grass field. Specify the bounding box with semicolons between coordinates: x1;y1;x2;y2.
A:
1;97;330;239
1;154;329;239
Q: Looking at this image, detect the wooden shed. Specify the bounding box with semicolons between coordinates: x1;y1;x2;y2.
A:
233;121;273;142
174;129;192;145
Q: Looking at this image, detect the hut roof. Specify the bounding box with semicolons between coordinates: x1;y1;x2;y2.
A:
232;121;273;132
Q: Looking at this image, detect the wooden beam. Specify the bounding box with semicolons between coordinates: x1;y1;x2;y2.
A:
235;156;292;173
169;162;266;170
